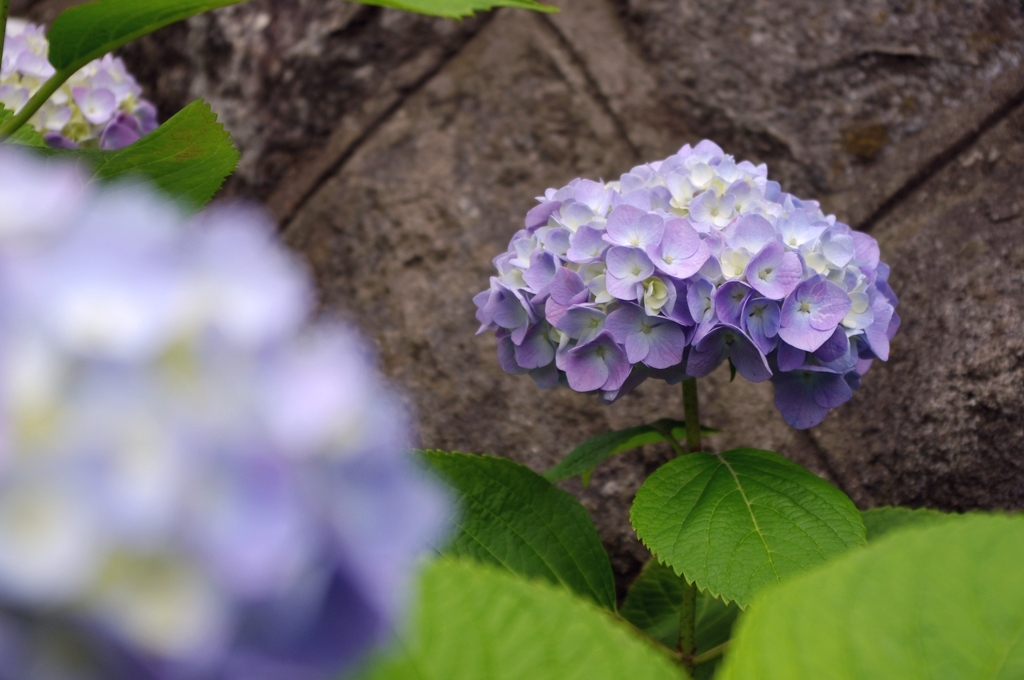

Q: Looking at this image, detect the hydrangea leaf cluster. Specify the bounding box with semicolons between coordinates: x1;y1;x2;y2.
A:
0;20;158;150
0;149;449;679
475;140;899;429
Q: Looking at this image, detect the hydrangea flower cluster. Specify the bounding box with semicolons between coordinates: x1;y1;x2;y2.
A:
475;140;899;429
0;149;448;679
1;19;158;150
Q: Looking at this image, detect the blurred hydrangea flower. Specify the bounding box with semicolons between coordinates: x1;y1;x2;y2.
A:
475;140;899;429
0;148;448;679
1;19;158;149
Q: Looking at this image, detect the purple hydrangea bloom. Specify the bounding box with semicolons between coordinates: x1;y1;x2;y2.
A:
475;139;899;428
2;20;159;149
0;149;449;679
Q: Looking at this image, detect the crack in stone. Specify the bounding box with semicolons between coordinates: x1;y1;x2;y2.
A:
858;84;1024;233
540;12;643;162
274;12;496;231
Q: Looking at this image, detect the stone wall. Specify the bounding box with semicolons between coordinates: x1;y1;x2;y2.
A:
17;0;1024;593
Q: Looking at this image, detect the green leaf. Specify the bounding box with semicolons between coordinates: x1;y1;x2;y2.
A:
544;419;719;484
631;448;865;608
622;559;740;678
421;450;616;610
45;0;555;69
718;514;1024;680
47;0;244;73
361;558;685;680
45;0;555;74
41;100;238;208
0;105;48;147
862;506;954;541
351;0;557;19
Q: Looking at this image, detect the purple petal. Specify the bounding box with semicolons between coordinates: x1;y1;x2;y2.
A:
693;139;724;160
605;247;655;300
606;305;685;368
133;101;159;134
687;325;771;382
807;339;858;374
549;268;587;306
605;205;664;248
714;280;752;327
99;112;143;150
617;189;653;211
852;231;880;272
649;186;673;211
776;341;806;372
665;279;696;326
648;218;710;279
515;323;556;369
554;305;606;344
43;132;78;150
539;228;571;256
605;274;641;301
574;179;612;214
887;309;901;341
724;214;776;253
821;230;855;268
641;322;687;369
686;278;715;325
523;251;559;293
497;335;529;375
778;275;852;352
526;201;561;230
564;333;630;392
864;295;895;361
742;297;781;355
473;289;494;329
529;362;561;388
812;327;849;363
599;365;648;403
558;202;597;230
605;304;646;344
772;371;833;429
807;281;853;331
606;247;655;282
72;87;118;125
728;336;773;382
544;296;571;327
492;290;529;332
778;210;827;247
812;371;853;409
744;241;802;300
566;226;610;263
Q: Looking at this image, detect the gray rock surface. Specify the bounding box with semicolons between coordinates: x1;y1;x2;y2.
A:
16;0;1024;593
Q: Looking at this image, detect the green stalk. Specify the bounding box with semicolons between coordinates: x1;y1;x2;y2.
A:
0;68;69;141
693;640;730;666
677;377;702;673
678;575;697;675
0;0;10;60
681;378;702;453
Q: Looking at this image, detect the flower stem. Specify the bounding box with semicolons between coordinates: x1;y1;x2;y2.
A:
693;640;730;666
677;377;701;674
681;378;702;453
0;0;9;63
678;575;697;675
